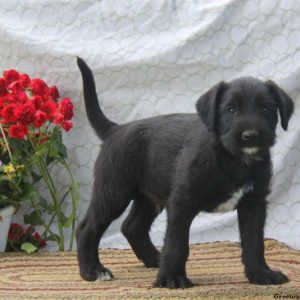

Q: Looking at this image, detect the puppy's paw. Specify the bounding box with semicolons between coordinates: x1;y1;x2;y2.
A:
96;269;114;281
246;268;288;285
154;273;194;289
80;266;114;282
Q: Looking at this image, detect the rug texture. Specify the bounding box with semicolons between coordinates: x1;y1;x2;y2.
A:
0;239;299;299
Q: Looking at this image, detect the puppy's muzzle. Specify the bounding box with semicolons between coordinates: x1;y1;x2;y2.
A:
242;130;259;143
241;130;260;155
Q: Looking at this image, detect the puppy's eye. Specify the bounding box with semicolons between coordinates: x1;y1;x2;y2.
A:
261;104;276;112
227;106;236;114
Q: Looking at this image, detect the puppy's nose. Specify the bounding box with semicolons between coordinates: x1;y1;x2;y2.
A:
242;130;259;142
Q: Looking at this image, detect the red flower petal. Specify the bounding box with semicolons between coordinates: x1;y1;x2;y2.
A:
0;78;8;96
3;69;20;84
34;110;48;128
19;73;31;88
1;104;18;123
8;80;23;93
53;112;64;125
41;101;58;120
32;95;43;109
48;86;59;101
62;120;73;132
31;78;49;96
8;123;28;139
58;97;74;120
14;101;36;125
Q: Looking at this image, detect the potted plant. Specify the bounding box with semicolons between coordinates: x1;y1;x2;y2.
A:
0;69;79;253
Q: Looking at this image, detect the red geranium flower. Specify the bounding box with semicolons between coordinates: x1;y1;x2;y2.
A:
34;110;48;128
1;104;18;123
0;69;74;141
8;81;23;93
39;239;46;247
31;78;49;97
48;86;59;101
3;69;20;84
41;101;58;120
31;95;43;109
58;97;73;120
19;73;31;88
33;232;41;239
1;93;16;104
53;112;64;125
10;223;24;230
15;91;29;104
14;101;36;125
62;120;73;132
7;223;24;241
8;123;28;139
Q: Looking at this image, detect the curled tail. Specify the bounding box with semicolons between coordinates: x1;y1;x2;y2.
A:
77;57;117;140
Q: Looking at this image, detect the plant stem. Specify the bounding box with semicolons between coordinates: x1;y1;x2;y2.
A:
29;136;65;251
37;158;64;251
28;197;59;243
41;190;69;239
62;158;79;251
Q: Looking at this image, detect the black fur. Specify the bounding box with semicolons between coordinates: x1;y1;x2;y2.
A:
76;57;293;288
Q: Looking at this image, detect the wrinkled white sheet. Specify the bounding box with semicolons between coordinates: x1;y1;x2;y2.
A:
1;0;299;250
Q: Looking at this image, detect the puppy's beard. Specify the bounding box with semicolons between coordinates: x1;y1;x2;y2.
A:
241;147;265;165
242;147;259;155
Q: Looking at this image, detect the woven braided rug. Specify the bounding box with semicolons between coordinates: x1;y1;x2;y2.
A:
0;239;299;300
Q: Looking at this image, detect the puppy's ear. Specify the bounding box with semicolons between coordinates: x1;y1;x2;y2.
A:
266;80;294;130
195;81;226;131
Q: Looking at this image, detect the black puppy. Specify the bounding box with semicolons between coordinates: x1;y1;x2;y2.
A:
76;57;293;289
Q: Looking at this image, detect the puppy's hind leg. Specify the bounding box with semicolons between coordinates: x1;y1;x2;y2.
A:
76;183;132;282
122;196;160;268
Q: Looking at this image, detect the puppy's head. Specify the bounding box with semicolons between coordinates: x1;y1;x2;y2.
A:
196;77;294;160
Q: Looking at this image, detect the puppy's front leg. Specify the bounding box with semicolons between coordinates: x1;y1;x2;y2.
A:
237;195;289;285
154;202;197;289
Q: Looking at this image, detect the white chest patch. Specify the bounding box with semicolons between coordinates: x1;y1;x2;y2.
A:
213;183;253;213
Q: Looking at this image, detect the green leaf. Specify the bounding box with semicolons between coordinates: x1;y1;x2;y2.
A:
59;211;69;227
49;143;58;158
24;211;43;226
39;197;49;209
48;141;67;160
21;242;37;254
58;143;67;158
20;183;38;202
45;234;60;243
35;145;48;157
63;214;74;228
9;139;27;156
47;129;67;158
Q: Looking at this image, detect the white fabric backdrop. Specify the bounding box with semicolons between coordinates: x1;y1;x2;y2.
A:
0;0;300;250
